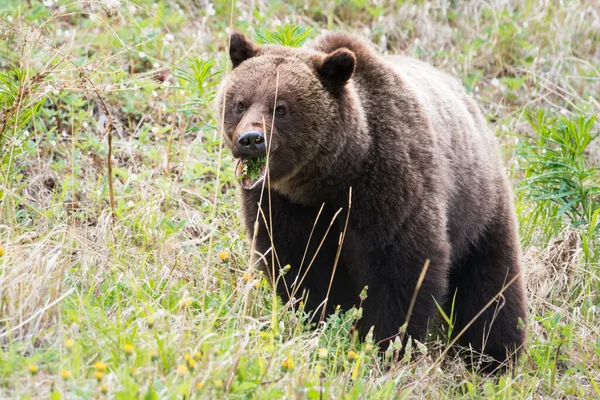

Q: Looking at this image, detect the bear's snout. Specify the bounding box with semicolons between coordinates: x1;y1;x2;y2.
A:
235;131;266;158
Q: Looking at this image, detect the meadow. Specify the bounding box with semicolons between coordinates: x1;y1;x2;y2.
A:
0;0;599;398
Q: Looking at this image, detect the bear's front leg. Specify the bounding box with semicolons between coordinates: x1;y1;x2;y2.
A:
241;188;360;316
348;221;451;347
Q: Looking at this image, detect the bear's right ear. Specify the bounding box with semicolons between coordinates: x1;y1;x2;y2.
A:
314;48;356;90
229;32;258;68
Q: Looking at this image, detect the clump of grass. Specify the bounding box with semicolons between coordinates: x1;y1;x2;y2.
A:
517;110;599;258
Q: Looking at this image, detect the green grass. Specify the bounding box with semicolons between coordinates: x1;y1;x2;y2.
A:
1;0;599;398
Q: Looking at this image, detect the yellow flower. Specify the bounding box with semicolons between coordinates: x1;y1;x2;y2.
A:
242;272;250;282
193;351;202;360
131;367;137;375
95;371;104;381
218;251;229;261
365;344;374;353
100;384;108;394
195;382;203;390
299;300;304;308
94;361;107;372
281;358;294;372
318;348;328;359
60;369;71;380
123;344;134;356
28;364;39;375
347;350;358;361
0;245;4;257
214;379;224;388
184;353;192;361
65;339;74;349
176;364;188;376
179;298;193;308
146;316;155;328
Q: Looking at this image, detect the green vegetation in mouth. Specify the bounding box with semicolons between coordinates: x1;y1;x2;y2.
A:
242;157;267;181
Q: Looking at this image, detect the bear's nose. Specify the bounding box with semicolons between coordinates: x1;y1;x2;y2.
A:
236;131;266;157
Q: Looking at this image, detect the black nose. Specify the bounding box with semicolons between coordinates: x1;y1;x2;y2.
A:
237;131;266;157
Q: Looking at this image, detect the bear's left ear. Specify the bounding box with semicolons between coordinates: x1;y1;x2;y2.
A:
229;31;258;68
314;48;356;89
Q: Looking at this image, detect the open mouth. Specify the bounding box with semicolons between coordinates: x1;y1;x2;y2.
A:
235;157;267;190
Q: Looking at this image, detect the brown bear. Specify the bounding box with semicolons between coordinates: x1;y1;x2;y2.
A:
215;31;527;372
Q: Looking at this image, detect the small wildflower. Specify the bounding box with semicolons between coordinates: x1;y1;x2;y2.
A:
179;298;193;308
335;304;341;311
60;369;71;380
0;245;4;257
195;382;203;390
214;379;224;388
146;316;155;328
95;371;104;381
194;351;202;360
318;348;328;359
94;361;107;372
280;264;291;275
242;272;250;282
347;350;358;361
123;344;135;356
65;339;74;349
299;301;304;308
365;344;374;353
28;364;39;375
218;251;229;261
100;384;108;394
187;358;197;369
176;364;189;376
281;358;294;372
131;367;138;375
184;353;192;361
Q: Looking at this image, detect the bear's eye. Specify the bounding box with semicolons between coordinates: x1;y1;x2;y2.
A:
274;105;286;117
235;101;245;113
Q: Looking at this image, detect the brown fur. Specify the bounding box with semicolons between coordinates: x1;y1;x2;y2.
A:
215;31;527;373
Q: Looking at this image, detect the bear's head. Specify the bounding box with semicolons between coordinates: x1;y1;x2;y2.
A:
215;32;365;195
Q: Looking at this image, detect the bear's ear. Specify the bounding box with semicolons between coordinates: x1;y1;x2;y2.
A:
229;31;258;68
314;48;356;89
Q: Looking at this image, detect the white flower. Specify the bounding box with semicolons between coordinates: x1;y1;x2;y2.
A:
138;51;146;59
206;3;215;16
151;126;159;134
152;90;158;98
42;0;54;7
490;78;500;88
164;33;175;42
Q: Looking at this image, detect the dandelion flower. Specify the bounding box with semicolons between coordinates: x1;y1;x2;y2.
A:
65;339;74;349
347;350;358;361
123;344;134;356
318;348;328;359
214;379;224;388
94;361;107;372
187;359;197;369
60;369;71;380
95;371;104;381
100;384;108;394
0;245;4;257
28;364;39;375
179;298;193;308
184;353;192;361
176;364;188;376
195;382;203;390
218;251;229;261
194;351;202;360
281;358;294;372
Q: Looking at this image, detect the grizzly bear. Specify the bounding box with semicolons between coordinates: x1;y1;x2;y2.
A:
215;31;527;372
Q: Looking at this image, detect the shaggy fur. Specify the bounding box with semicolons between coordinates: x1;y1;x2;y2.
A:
215;31;527;372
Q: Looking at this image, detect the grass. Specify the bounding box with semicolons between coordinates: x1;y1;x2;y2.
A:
0;0;599;398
